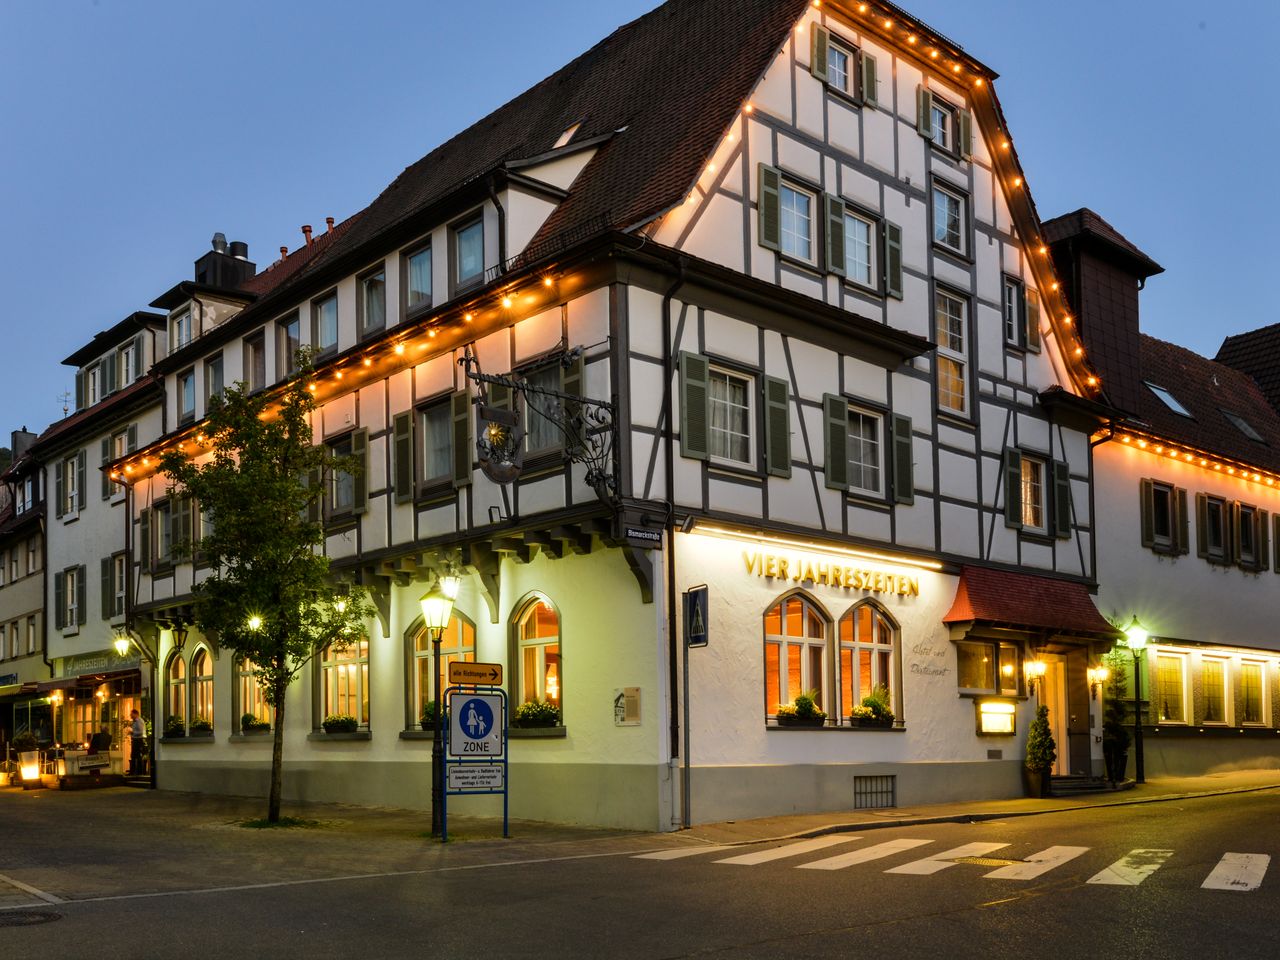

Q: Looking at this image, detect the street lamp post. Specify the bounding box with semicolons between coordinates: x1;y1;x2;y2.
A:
420;575;460;839
1124;616;1148;784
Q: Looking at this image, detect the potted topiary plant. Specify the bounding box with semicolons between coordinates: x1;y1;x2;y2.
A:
164;716;186;739
849;684;895;729
776;691;827;727
420;701;437;731
240;713;271;735
1024;704;1056;798
511;699;561;728
322;714;359;734
1101;654;1131;785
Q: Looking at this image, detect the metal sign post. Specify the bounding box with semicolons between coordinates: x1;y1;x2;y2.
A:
442;685;508;842
681;585;708;830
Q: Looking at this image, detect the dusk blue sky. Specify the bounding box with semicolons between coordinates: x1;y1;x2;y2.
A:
2;0;1275;439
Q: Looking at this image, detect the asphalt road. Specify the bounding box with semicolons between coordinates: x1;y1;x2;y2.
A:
2;787;1278;959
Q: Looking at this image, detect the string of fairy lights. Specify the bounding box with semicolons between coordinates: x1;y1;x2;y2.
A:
1112;430;1280;489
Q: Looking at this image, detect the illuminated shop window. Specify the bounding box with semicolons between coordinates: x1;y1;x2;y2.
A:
237;658;271;727
956;640;1021;697
764;593;829;718
413;613;475;723
190;647;214;727
516;598;560;712
321;638;369;726
838;602;898;719
166;653;186;727
1155;653;1187;723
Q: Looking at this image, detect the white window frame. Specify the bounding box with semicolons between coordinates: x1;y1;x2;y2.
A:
327;434;357;517
779;182;816;265
1020;455;1047;534
931;182;966;255
934;290;969;415
846;405;884;497
112;554;127;619
312;292;339;356
707;365;754;468
61;456;79;516
1002;277;1023;345
87;365;101;407
25;615;35;655
278;313;301;378
843;210;877;288
1153;650;1189;724
453;217;485;291
1149;481;1174;549
764;593;830;720
172;311;193;352
177;369;196;423
63;567;79;633
406;243;433;313
119;342;137;385
1204;495;1228;561
826;38;855;95
930;100;955;151
359;268;386;336
1240;660;1268;726
419;397;453;485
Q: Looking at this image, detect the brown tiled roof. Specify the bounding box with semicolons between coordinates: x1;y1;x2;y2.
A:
239;213;364;297
1215;323;1280;414
234;0;809;308
943;566;1117;637
1131;335;1280;473
30;376;162;453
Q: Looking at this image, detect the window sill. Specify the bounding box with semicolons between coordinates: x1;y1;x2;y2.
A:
708;461;761;482
405;301;435;324
414;481;455;506
324;516;360;535
935;412;976;432
777;253;824;278
509;725;567;739
161;734;214;744
358;324;386;342
844;489;890;510
1147;724;1279;738
766;723;905;732
399;729;436;740
825;85;865;110
841;278;883;299
307;731;371;742
61;513;80;525
931;242;974;266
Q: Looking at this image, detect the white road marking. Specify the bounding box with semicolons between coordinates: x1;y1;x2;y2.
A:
885;842;1009;876
0;872;63;904
1087;849;1174;886
715;836;857;865
798;838;933;871
984;846;1090;880
633;845;737;861
1202;853;1270;891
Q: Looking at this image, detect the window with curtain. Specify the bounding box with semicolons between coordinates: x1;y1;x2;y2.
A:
1241;662;1265;724
191;647;214;725
1155;654;1186;723
166;654;186;725
412;613;476;724
764;593;828;718
838;602;898;719
237;658;271;726
516;598;560;709
321;639;369;725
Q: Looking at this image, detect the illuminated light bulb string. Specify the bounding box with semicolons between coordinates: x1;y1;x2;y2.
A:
1115;431;1280;488
111;275;562;483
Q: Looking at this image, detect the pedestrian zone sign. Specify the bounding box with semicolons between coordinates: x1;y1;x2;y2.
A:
684;585;709;647
448;691;503;757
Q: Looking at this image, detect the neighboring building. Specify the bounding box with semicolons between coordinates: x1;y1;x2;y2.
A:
1058;209;1280;778
0;429;50;745
31;313;166;762
111;0;1124;829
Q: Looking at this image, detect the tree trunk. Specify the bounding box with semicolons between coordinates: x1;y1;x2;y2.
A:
269;684;286;823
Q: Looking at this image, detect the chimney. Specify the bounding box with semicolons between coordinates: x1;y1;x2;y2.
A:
229;240;249;260
280;245;289;261
194;230;257;289
302;225;313;246
1043;209;1164;416
211;232;228;254
326;217;335;233
11;428;37;459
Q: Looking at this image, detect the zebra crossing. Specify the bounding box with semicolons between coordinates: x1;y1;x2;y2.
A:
633;836;1272;891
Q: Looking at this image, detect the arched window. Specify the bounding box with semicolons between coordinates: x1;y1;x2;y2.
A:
320;638;369;726
166;654;186;725
837;601;899;718
412;613;476;722
190;647;214;725
515;597;560;709
236;658;271;726
764;593;829;717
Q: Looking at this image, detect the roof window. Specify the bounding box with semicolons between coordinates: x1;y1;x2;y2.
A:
1222;410;1266;443
553;121;582;149
1145;382;1192;418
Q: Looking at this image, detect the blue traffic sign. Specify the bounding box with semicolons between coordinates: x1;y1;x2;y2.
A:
458;698;494;739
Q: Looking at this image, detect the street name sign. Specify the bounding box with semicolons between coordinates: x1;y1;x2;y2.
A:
449;661;503;686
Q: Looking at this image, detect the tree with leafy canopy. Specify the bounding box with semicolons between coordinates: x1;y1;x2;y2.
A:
160;363;371;822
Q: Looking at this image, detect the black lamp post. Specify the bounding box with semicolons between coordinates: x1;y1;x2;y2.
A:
1124;616;1148;784
420;576;460;839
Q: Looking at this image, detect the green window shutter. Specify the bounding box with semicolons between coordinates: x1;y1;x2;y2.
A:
810;23;829;82
104;356;118;394
55;461;65;519
764;376;791;478
1195;493;1208;558
891;414;914;505
170;498;184;560
54;571;65;630
393;412;413;503
139;508;151;570
452;390;473;488
1176;487;1190;556
127;424;137;452
75;371;85;411
305;453;322;525
1052;460;1071;539
825;194;846;277
181;497;194;557
860;53;877;106
958;109;974;160
351;428;369;515
679;352;710;461
488;382;511;413
883;221;903;299
1139;479;1155;548
1259;510;1270;572
1003;448;1023;529
1026;289;1042;353
101;438;112;500
823;394;848;490
916;86;933;138
133;335;145;379
76;566;86;626
101;556;113;620
76;451;86;511
757;165;782;252
561;353;585;454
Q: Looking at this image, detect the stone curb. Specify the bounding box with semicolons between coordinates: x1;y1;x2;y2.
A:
685;782;1280;848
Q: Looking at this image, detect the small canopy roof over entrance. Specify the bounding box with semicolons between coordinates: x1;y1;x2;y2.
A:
943;566;1119;640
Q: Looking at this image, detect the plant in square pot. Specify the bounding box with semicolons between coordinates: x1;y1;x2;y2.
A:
322;714;359;735
849;684;895;728
241;713;271;735
775;691;827;727
511;699;561;728
164;716;186;739
189;717;214;736
1023;704;1057;798
419;701;440;731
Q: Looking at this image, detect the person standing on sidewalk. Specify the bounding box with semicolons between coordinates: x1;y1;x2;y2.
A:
127;709;146;775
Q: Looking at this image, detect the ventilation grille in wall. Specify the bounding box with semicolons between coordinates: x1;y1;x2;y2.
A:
853;775;896;810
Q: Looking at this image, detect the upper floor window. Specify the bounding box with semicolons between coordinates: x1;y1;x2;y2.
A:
917;88;971;158
523;363;563;454
56;451;85;518
324;429;368;520
53;564;85;632
780;183;815;264
407;244;433;312
245;334;266;393
453;217;484;291
1002;277;1023;346
26;536;39;575
177;369;196;424
1195;494;1230;565
15;475;36;514
931;183;967;255
172;311;193;352
1140;480;1188;555
1020;456;1046;534
708;367;753;467
205;355;224;404
119;340;138;384
278;314;301;378
846;406;883;497
934;290;968;415
843;211;876;287
313;293;338;356
359;269;386;337
420;397;453;485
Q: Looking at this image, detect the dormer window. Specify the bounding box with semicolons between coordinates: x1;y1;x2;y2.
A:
452;216;484;293
172;311;193;352
119;341;137;384
1145;382;1192;418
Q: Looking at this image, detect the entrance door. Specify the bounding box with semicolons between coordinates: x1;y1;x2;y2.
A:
1042;656;1070;776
